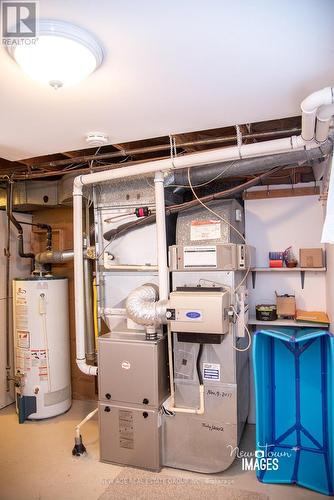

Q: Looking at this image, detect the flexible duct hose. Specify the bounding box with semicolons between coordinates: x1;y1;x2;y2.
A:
125;283;167;326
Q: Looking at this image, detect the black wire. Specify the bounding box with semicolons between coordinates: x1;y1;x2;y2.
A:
196;344;204;385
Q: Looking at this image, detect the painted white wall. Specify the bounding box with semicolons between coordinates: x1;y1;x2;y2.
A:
245;192;326;312
244;191;326;423
0;211;32;409
325;243;334;332
1;0;334;160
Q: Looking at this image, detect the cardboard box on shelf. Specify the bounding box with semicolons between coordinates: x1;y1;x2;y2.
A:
299;248;324;268
296;310;330;325
276;292;296;318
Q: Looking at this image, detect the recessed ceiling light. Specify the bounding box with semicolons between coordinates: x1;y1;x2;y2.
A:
7;20;103;89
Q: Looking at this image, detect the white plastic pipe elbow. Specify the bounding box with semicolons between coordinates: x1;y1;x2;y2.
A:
301;87;334;141
315;104;334;143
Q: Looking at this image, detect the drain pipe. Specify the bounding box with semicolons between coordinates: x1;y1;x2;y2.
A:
154;172;169;301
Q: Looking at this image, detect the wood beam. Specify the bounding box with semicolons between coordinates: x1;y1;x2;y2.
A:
243;186;319;200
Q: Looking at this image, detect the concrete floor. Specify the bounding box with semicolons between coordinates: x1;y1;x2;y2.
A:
0;400;324;500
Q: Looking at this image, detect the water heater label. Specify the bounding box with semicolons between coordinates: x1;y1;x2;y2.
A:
17;330;30;349
203;363;221;381
190;220;221;241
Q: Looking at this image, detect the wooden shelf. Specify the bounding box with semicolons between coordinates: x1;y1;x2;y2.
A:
251;267;326;289
248;316;328;329
251;267;326;272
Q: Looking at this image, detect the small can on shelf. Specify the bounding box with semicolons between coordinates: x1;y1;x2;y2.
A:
256;304;277;321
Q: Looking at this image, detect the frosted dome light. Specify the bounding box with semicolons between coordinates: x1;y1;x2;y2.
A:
7;20;103;89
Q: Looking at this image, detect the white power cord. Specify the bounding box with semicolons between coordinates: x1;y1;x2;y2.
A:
231;305;252;352
186;167;251;294
187;168;252;351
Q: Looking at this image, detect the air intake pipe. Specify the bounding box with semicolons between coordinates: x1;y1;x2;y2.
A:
125;283;167;327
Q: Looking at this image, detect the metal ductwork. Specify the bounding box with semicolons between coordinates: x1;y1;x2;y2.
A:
35;250;74;264
166;139;333;187
125;283;167;326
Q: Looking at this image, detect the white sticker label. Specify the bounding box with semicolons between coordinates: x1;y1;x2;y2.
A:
17;330;30;349
190;220;221;241
16;348;31;372
15;287;27;305
183;246;217;268
203;363;221;381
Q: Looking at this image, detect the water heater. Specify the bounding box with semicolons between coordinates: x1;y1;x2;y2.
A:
13;276;71;422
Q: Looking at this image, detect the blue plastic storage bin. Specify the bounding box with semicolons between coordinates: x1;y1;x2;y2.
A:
253;327;334;496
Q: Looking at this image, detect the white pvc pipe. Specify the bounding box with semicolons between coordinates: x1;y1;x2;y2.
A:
106;264;158;271
154;171;169;301
301;87;334;141
75;407;98;439
73;189;97;376
316;104;334;143
72;89;334;376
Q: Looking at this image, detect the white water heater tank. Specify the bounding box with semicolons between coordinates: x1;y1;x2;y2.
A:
13;276;71;421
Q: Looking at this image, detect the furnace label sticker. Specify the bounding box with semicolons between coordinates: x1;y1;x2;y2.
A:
190;220;221;241
17;330;30;349
203;363;221;381
119;409;134;449
183;246;217;268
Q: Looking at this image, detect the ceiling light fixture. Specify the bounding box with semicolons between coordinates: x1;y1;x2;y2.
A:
7;20;103;89
86;132;109;147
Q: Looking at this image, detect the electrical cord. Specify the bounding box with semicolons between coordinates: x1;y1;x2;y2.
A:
187;169;252;351
186;168;251;294
196;344;204;385
102;166;284;242
231;305;252;352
